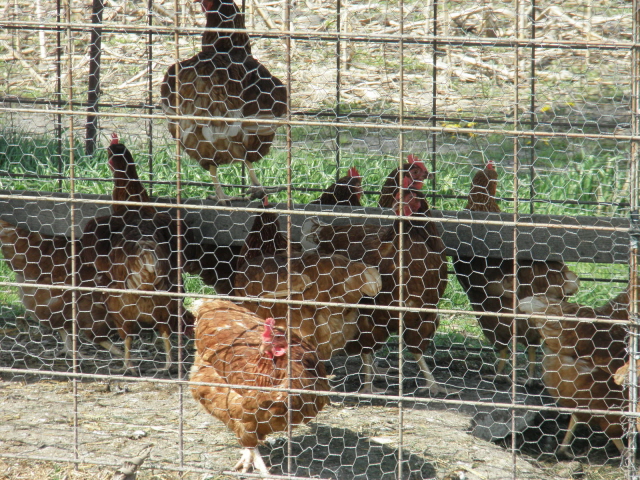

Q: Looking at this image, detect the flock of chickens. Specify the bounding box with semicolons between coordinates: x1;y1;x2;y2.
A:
0;0;635;474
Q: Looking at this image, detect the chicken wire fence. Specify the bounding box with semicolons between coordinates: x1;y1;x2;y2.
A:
0;0;638;479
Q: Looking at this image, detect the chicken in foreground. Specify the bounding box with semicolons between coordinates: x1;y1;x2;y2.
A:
190;299;329;474
161;0;287;203
311;167;363;206
233;200;382;361
0;220;121;357
519;292;629;458
378;154;431;208
81;135;197;371
453;162;580;383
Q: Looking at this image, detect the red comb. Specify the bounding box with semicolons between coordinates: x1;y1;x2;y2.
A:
110;133;119;145
262;318;275;341
347;167;361;178
407;154;427;172
486;161;495;170
262;196;269;207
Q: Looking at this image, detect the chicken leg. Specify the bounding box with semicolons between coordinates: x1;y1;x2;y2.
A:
209;165;237;204
208;164;285;204
157;330;172;372
488;345;538;385
359;352;390;395
246;161;287;199
58;329;88;359
415;354;460;397
234;447;269;474
558;414;578;459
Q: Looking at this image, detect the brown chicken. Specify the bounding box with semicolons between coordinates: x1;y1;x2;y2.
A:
519;292;629;457
190;299;329;474
0;220;121;357
233;203;382;361
452;162;580;381
378;154;432;208
161;0;287;203
311;167;363;206
308;174;450;395
80;135;197;371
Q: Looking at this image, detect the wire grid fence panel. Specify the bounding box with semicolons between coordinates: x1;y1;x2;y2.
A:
0;0;637;479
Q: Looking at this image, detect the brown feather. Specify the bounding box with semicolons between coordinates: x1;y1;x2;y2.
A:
237;206;288;272
160;0;287;172
522;293;629;449
378;162;430;208
311;173;363;206
453;164;579;355
81;142;197;350
0;219;115;346
190;299;329;449
311;188;448;359
464;166;499;212
234;207;382;361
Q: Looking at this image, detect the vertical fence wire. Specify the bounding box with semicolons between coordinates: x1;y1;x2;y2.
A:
64;0;79;466
335;0;341;182
0;1;638;478
430;0;438;209
285;0;294;475
55;0;63;192
528;0;536;215
629;2;640;478
510;1;522;477
86;0;103;157
397;1;406;478
147;0;155;196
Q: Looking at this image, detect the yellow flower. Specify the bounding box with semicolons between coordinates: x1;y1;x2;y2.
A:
540;105;552;113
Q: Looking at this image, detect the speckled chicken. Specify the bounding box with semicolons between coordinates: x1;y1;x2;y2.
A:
519;291;629;457
161;0;287;203
80;135;198;371
452;162;580;382
190;299;329;473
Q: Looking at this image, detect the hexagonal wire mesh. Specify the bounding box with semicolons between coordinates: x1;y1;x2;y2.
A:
0;0;638;479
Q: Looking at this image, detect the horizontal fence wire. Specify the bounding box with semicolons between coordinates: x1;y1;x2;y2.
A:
0;0;638;479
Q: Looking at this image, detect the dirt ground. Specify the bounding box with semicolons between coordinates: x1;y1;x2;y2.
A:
0;320;628;480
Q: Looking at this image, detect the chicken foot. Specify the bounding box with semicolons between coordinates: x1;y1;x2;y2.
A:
359;352;391;395
234;447;270;474
207;164;285;204
57;329;89;359
415;354;460;397
245;161;287;200
151;331;173;372
58;329;123;360
116;332;173;373
208;165;241;204
486;346;538;385
558;414;578;459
